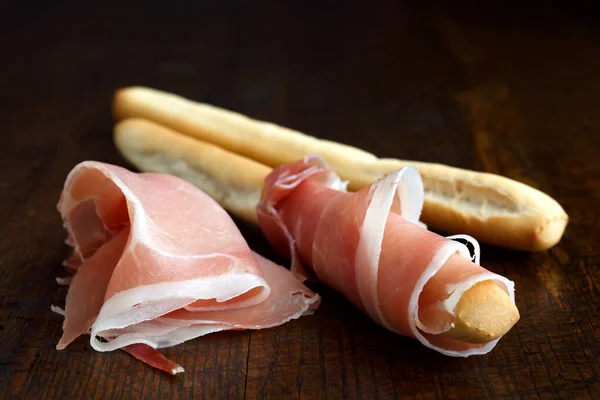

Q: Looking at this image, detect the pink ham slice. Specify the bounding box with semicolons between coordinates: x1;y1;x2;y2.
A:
53;161;319;374
257;154;515;356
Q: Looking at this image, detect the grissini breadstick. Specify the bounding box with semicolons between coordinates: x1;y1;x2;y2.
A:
374;159;569;254
113;118;270;224
113;118;519;345
112;87;568;252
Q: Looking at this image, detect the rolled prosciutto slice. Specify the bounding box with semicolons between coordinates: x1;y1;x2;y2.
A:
257;154;517;356
53;161;319;374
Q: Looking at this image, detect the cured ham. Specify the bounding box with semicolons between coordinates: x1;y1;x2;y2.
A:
53;161;319;373
257;154;516;356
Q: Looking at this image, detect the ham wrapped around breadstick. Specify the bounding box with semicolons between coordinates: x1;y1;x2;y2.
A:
257;154;519;355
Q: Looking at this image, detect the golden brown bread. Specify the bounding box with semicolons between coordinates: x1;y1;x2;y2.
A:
112;86;568;251
113;117;518;344
113;118;270;224
444;280;519;344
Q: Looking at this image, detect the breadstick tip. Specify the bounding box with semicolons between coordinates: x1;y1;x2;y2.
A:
443;280;520;344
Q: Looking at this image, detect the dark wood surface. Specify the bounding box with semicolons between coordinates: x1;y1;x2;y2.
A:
1;1;599;399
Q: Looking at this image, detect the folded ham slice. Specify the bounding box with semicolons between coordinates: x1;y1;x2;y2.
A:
257;154;515;356
53;161;319;374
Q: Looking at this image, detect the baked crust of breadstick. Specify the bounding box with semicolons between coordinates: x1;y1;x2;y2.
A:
114;118;270;224
113;86;568;251
444;280;519;344
375;159;568;253
113;117;518;344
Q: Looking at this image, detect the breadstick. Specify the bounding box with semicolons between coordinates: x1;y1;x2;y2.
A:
113;117;519;345
113;118;270;224
113;86;568;251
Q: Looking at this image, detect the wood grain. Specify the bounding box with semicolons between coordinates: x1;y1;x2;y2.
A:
1;1;599;399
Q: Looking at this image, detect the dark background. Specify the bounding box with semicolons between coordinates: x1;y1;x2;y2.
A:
1;1;599;399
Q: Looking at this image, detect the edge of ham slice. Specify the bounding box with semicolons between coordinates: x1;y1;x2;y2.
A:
257;154;516;357
52;161;319;373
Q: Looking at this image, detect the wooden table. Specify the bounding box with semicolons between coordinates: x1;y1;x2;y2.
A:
1;1;599;399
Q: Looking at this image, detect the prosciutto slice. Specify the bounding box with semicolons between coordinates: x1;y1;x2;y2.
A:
53;161;319;374
257;154;515;356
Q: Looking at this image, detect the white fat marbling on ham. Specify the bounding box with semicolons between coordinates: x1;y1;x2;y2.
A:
355;165;423;331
